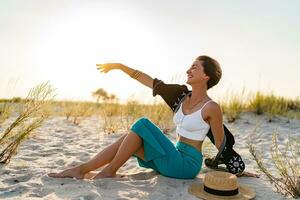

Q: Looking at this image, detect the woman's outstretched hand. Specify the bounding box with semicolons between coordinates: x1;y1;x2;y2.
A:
96;63;126;74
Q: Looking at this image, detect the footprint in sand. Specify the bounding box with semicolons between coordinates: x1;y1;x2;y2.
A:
55;159;66;165
50;142;65;147
123;170;158;180
77;194;103;200
0;185;29;197
20;156;39;161
3;175;32;184
64;151;83;156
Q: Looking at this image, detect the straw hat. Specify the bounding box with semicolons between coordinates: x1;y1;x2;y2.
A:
188;171;255;200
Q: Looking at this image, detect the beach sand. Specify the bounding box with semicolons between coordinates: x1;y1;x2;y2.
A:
1;113;298;199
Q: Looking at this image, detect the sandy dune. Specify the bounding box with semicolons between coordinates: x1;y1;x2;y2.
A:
1;113;298;199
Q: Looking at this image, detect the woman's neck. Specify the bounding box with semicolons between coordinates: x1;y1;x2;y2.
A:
189;85;208;102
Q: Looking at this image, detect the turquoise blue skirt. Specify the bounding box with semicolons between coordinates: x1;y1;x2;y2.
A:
130;117;203;179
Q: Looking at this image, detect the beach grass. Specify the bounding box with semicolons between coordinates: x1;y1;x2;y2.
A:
0;82;55;164
249;131;300;198
248;91;290;121
60;101;95;125
98;100;173;134
2;89;299;130
0;102;13;124
219;90;300;122
220;89;248;123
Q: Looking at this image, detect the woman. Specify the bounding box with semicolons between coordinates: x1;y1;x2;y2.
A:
48;56;229;179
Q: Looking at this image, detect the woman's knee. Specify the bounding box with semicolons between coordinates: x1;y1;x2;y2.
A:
131;117;151;131
135;117;151;125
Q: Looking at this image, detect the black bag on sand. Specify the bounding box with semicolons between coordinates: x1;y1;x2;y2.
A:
152;78;245;174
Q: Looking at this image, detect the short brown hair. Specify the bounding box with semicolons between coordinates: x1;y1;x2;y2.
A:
196;55;222;89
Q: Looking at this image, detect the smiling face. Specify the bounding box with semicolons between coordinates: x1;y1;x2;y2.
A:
186;60;210;87
186;55;222;90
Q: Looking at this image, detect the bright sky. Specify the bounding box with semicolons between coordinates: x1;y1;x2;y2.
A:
0;0;299;104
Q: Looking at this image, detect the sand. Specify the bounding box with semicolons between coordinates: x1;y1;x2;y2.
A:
1;113;298;199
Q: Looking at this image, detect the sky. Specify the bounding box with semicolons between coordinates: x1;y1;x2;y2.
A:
0;0;299;104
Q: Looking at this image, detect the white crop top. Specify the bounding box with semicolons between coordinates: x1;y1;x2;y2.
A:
173;100;213;141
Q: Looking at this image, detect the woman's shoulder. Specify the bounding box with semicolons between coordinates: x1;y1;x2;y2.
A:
202;100;222;119
204;100;221;111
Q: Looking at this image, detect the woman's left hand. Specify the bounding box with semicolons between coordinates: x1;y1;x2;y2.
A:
96;63;126;74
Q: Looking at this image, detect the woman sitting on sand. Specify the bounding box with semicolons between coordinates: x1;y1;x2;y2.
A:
48;55;240;179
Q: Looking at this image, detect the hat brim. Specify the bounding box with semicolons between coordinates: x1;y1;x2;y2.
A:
188;183;256;200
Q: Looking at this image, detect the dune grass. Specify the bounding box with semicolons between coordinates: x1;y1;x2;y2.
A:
0;102;13;124
0;82;55;164
248;92;291;121
249;131;300;198
220;89;248;123
99;102;123;133
93;89;299;134
220;90;300;122
60;101;95;125
1;89;299;135
98;100;173;134
1;89;299;133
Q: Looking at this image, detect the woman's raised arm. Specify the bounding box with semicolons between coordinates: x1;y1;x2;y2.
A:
96;63;154;89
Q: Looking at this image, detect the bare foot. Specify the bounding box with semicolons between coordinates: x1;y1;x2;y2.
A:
48;166;85;179
83;172;98;179
91;170;117;179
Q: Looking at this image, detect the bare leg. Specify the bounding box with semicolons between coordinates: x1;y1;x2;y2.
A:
48;134;127;179
92;131;143;179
